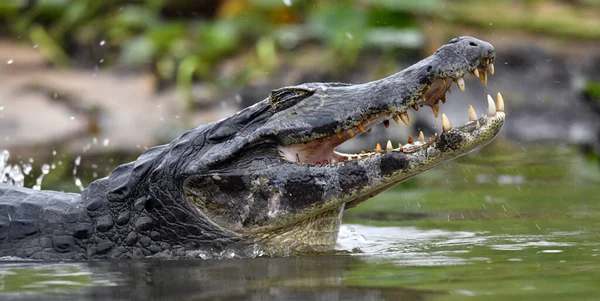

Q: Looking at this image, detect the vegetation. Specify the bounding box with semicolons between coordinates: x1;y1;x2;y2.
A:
2;0;598;104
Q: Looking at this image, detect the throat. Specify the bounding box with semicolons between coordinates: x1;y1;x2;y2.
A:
256;205;345;256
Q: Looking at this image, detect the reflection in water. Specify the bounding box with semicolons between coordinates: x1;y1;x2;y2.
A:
0;256;434;301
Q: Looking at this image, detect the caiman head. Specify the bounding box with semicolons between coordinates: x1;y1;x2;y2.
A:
110;36;504;256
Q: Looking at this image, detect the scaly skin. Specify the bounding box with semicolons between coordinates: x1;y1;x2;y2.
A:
0;36;504;260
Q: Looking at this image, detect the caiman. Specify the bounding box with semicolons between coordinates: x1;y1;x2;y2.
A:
0;36;504;260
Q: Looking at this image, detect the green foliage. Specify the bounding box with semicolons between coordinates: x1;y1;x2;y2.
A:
0;0;423;96
584;80;600;102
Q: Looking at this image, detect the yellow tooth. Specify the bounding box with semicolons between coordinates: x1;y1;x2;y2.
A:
440;96;446;103
348;130;355;138
412;104;419;111
375;143;382;152
331;158;337;164
357;124;365;132
386;140;393;151
441;113;451;132
418;131;424;143
480;71;487;86
487;94;497;116
447;86;452;94
473;68;480;78
407;135;414;144
398;143;403;151
468;105;477;121
347;156;353;161
399;112;410;126
327;136;332;141
476;120;481;129
488;63;495;75
431;104;439;118
392;115;400;124
496;92;504;112
337;133;343;140
456;77;465;92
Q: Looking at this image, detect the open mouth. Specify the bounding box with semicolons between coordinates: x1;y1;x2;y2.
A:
278;59;501;165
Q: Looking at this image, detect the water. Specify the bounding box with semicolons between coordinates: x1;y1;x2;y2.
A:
0;143;599;300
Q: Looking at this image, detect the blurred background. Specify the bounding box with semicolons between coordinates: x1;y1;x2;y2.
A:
1;1;600;300
0;0;599;190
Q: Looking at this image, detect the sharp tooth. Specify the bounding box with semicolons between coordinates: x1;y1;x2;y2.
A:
348;130;355;138
399;112;410;126
468;105;477;121
441;113;451;132
347;156;353;161
327;136;332;141
367;128;372;133
392;115;400;124
375;143;382;152
386;140;393;151
473;68;480;78
407;135;414;144
431;104;440;118
447;86;452;93
382;120;389;128
357;124;365;132
398;143;403;151
418;131;424;143
496;92;504;112
488;63;495;75
337;133;343;139
440;96;446;103
412;104;419;111
331;158;337;163
476;120;481;129
442;78;447;85
456;77;465;92
487;94;496;116
480;71;487;86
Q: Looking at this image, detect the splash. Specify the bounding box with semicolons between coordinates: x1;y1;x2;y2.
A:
1;150;25;187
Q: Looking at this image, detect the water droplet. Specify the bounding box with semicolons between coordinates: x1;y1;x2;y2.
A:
74;177;84;191
70;116;75;120
6;59;13;64
41;164;50;174
282;0;292;6
103;138;110;147
99;40;106;46
52;150;57;156
99;59;104;64
0;106;3;111
345;32;353;40
74;156;81;166
22;163;32;175
33;44;39;49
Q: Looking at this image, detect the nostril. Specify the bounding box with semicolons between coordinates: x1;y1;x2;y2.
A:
427;66;432;72
469;42;478;47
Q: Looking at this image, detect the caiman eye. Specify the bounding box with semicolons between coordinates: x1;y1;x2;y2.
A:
268;87;314;109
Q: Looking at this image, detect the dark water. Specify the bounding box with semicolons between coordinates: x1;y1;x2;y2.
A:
1;142;599;301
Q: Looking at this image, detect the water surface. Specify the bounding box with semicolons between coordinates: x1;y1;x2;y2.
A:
1;143;599;301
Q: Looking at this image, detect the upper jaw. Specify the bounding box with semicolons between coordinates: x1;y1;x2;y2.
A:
277;37;499;166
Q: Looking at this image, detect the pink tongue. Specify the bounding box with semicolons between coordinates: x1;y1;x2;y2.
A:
279;140;339;164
